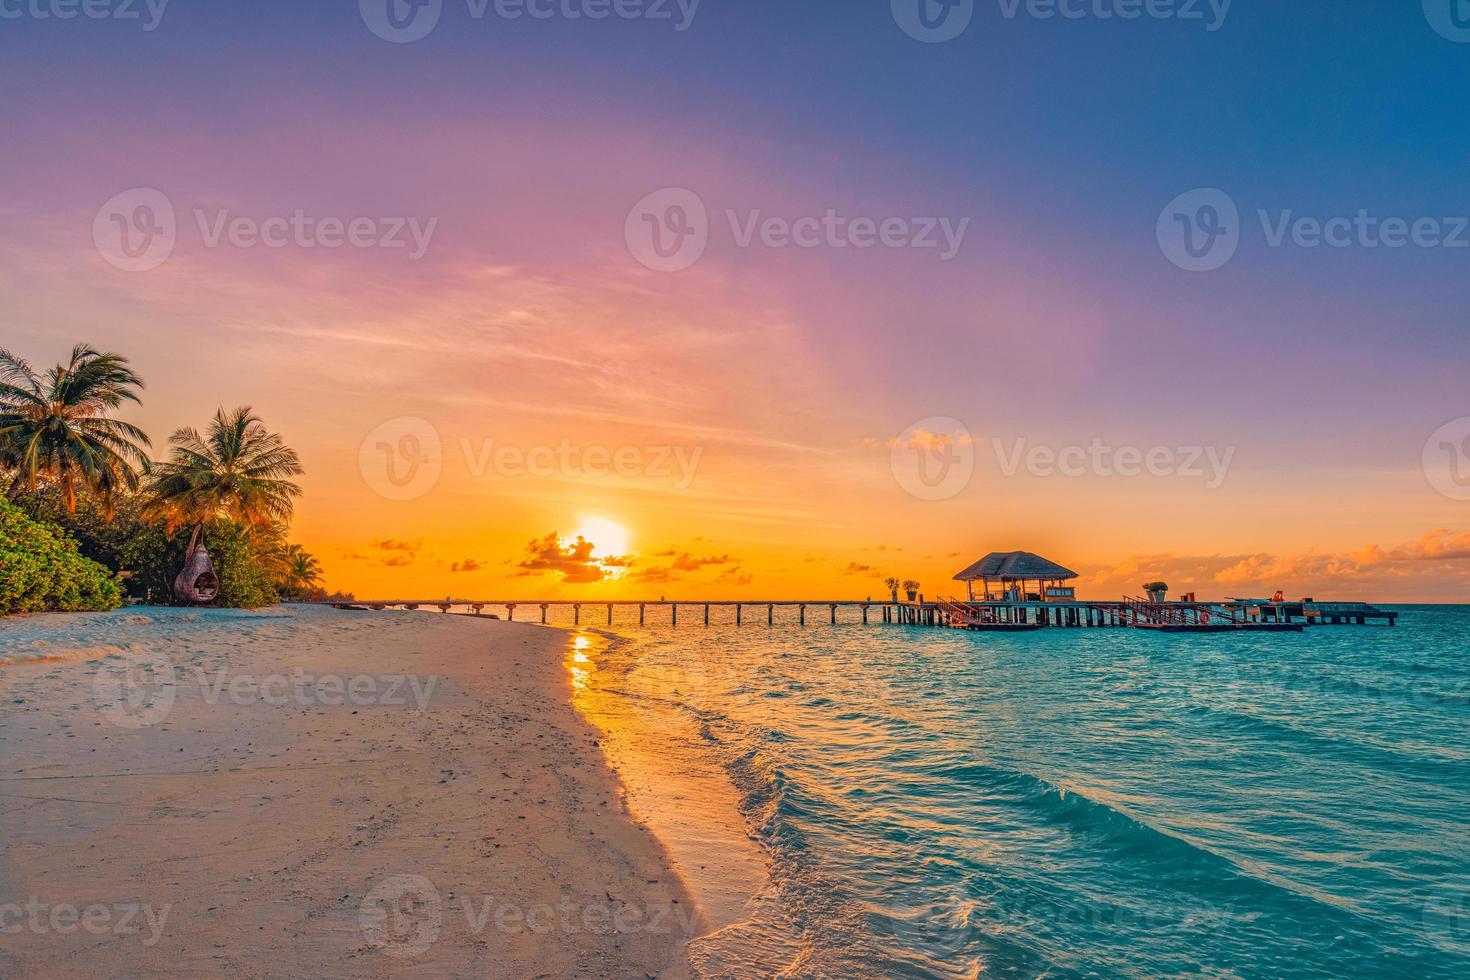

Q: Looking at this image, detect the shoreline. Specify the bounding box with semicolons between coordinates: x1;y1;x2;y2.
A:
0;605;703;978
567;627;804;977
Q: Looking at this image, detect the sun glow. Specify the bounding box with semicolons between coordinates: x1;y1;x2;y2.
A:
570;516;632;561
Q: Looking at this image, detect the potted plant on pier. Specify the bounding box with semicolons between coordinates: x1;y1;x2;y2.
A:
1143;581;1169;604
883;577;901;602
903;579;921;602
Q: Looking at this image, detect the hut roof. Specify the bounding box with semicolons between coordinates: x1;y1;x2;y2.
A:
952;551;1078;582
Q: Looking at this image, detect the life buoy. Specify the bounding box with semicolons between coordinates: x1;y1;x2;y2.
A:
1272;590;1284;603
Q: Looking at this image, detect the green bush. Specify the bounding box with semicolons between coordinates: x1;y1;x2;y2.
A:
119;519;280;609
209;522;280;609
0;499;124;614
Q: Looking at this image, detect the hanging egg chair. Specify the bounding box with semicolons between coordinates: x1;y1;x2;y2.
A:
174;543;221;604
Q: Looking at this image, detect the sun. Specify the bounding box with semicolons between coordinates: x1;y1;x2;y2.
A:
570;517;631;561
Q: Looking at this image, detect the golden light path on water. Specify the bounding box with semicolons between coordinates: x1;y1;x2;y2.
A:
568;634;594;691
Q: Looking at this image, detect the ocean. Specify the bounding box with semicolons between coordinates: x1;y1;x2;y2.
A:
572;604;1470;978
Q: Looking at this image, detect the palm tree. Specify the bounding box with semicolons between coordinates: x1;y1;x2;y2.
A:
144;406;304;555
0;345;152;514
288;546;323;589
273;544;324;598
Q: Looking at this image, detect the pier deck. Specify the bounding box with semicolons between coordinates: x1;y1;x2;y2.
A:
311;596;1395;631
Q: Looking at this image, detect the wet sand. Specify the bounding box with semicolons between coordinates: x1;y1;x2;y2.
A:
0;606;700;979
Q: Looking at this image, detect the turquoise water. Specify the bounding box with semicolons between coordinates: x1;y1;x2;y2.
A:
587;605;1470;978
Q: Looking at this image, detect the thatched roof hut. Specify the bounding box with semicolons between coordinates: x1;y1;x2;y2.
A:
953;551;1078;601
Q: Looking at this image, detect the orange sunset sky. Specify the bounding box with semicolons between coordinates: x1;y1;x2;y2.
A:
4;6;1469;602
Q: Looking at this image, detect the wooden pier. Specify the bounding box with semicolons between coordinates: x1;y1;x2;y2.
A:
315;596;1395;632
319;546;1399;634
320;599;903;626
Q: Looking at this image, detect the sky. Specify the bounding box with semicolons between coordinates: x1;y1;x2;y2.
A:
3;0;1470;601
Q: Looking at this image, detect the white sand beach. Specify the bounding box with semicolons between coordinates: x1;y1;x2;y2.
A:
0;606;701;978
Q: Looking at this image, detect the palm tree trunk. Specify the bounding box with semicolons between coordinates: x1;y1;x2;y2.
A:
5;471;27;503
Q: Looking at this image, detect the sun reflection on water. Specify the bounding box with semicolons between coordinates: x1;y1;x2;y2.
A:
568;634;594;691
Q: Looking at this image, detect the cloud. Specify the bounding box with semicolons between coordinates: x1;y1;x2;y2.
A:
630;566;676;583
354;537;426;568
374;538;423;553
516;532;608;584
1376;529;1470;562
865;429;975;451
716;565;753;586
451;559;483;573
843;562;875;575
1077;529;1470;601
670;552;737;571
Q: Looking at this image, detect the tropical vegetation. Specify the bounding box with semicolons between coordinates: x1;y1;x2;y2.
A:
0;498;123;615
0;344;322;614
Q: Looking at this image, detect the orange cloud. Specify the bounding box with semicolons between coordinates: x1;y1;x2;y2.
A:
670;552;737;571
1078;529;1470;601
515;533;606;584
